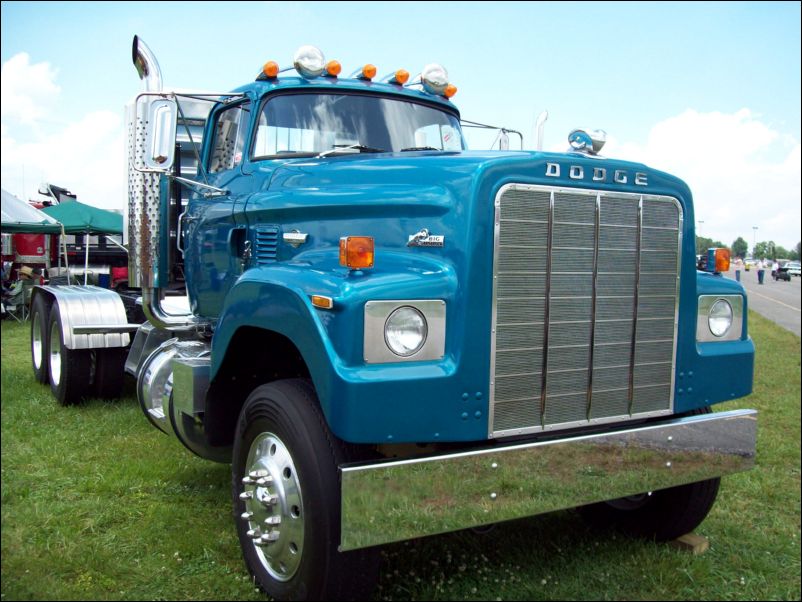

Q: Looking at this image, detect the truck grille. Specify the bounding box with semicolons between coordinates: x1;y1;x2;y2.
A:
489;184;682;437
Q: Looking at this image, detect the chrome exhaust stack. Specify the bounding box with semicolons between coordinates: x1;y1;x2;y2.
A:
127;35;194;330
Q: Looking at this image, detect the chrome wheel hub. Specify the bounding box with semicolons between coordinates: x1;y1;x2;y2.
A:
240;432;304;581
32;312;43;370
49;320;61;386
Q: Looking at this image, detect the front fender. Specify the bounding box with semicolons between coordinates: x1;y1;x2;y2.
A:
212;253;490;443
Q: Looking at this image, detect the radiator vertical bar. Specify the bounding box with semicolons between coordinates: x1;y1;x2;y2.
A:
539;191;555;427
627;195;644;416
586;193;602;419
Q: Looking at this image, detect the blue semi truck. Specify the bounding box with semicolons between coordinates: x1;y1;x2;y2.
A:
29;37;756;600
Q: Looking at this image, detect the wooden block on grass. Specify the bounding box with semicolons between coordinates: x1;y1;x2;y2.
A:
670;533;709;555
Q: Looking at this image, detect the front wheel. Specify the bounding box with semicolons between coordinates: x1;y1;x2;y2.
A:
579;477;720;541
232;379;379;601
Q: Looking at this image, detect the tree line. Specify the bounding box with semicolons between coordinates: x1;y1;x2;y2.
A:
696;236;801;261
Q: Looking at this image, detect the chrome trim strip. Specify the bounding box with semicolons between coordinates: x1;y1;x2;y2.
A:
627;196;644;415
586;193;601;419
539;191;555;427
340;409;757;551
488;195;503;434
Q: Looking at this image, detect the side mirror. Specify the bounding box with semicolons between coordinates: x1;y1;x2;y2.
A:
144;98;177;171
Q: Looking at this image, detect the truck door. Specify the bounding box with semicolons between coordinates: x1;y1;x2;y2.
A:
183;99;252;318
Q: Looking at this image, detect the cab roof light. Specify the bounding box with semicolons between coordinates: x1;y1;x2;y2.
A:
381;69;410;85
443;83;458;99
261;61;280;79
325;60;342;77
349;64;377;80
339;236;374;269
293;45;326;78
421;63;449;95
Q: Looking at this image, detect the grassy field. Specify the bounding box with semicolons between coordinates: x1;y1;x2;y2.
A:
1;312;800;601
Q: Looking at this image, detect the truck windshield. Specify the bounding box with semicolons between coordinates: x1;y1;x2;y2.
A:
252;92;465;159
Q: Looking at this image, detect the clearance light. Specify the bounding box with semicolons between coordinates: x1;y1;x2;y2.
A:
311;295;334;310
325;60;342;77
421;63;449;95
705;248;731;273
293;45;325;78
444;83;458;99
390;69;410;85
262;61;280;79
361;64;377;80
339;236;374;269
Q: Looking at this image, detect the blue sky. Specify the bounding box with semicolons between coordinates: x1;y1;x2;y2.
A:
2;1;800;250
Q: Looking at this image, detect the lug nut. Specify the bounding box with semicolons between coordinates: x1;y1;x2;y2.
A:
260;531;280;544
264;516;282;526
241;511;253;521
239;491;253;501
261;493;278;506
256;476;273;487
242;476;255;485
249;469;269;479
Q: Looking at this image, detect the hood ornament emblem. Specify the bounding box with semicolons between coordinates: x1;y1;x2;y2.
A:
407;228;444;248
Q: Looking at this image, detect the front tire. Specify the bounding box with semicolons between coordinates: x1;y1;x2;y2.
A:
580;407;720;541
232;379;379;601
579;478;720;541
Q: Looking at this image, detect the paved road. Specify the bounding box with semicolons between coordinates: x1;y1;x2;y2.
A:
724;267;801;337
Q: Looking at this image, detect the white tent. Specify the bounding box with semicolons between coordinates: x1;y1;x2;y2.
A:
1;188;62;233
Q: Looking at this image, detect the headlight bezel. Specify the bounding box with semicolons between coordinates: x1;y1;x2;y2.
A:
364;300;446;363
697;295;744;342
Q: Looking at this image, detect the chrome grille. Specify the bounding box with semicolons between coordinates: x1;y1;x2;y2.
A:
490;184;682;437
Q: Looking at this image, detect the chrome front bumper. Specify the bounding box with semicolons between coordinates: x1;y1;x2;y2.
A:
340;409;756;551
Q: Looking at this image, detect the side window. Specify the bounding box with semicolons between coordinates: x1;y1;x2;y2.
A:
209;101;251;173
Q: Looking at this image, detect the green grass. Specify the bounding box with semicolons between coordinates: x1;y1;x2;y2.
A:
2;312;800;601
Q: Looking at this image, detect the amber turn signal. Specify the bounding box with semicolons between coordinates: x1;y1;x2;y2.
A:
339;236;374;269
444;83;458;98
714;248;731;273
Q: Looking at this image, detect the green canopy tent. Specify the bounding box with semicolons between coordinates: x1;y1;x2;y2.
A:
41;200;125;285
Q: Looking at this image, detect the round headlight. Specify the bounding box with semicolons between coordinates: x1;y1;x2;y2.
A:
708;299;733;337
385;306;428;357
293;45;325;78
421;63;449;95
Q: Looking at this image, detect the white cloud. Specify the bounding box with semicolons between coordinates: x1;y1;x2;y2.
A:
0;53;61;126
605;109;801;250
1;53;125;212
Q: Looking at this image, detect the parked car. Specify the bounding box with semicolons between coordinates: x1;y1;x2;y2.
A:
787;261;801;277
773;265;791;281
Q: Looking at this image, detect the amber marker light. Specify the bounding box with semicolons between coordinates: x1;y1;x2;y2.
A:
444;83;458;98
311;295;334;309
714;248;731;273
392;69;410;85
362;64;377;80
262;61;280;79
339;236;375;269
326;60;342;77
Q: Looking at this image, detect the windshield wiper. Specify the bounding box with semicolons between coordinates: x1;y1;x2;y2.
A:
400;146;441;152
317;144;386;158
